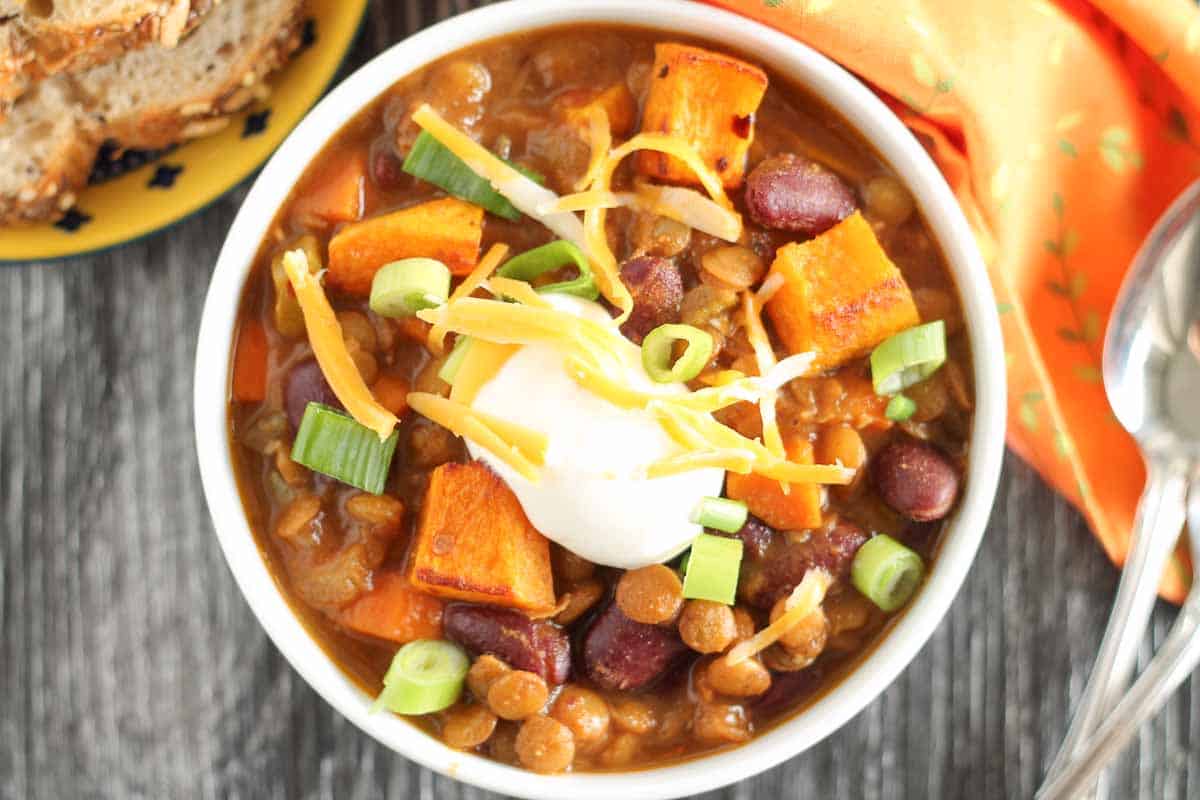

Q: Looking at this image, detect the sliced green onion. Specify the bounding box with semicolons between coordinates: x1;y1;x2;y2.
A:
371;639;469;715
641;324;714;384
291;403;399;494
851;534;925;612
402;131;543;221
369;258;451;318
691;496;748;534
681;533;743;605
496;240;599;300
885;394;917;422
870;320;946;395
438;336;473;385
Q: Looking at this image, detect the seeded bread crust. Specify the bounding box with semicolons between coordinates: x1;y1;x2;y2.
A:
0;2;219;109
101;12;302;150
0;114;95;225
0;0;303;226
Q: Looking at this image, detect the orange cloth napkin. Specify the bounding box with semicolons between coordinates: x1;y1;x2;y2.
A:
704;0;1200;601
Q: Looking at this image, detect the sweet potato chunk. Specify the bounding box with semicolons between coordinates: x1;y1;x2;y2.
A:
340;570;445;644
725;439;822;531
765;211;919;371
292;149;368;227
637;43;768;189
410;462;555;612
557;83;637;137
327;197;483;295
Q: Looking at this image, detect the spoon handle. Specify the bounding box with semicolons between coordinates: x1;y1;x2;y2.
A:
1038;471;1200;800
1039;457;1189;797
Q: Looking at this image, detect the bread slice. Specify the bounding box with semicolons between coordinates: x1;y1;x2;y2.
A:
0;77;96;222
0;0;304;224
0;2;222;108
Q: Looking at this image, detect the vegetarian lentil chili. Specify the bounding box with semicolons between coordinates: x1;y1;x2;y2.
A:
228;26;973;773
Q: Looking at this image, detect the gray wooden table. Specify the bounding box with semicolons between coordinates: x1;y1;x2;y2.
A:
2;2;1197;798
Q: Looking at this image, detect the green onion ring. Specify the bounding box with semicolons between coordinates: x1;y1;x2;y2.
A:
870;320;947;395
290;403;399;495
884;394;917;422
680;533;743;605
438;336;473;386
850;534;925;612
641;324;714;384
371;639;469;715
369;258;451;318
690;496;749;533
496;240;599;300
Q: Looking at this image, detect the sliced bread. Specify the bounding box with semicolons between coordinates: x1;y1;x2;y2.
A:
0;2;222;108
0;0;303;225
0;76;95;222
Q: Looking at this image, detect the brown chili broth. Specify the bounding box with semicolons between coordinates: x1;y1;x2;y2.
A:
227;23;972;768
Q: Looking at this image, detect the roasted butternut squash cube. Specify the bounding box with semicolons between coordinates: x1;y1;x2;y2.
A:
340;570;445;644
557;83;637;137
724;438;822;531
765;212;919;370
409;462;555;612
636;43;768;189
327;197;483;295
292;148;368;227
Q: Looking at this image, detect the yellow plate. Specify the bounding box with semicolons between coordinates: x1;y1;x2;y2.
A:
0;0;368;264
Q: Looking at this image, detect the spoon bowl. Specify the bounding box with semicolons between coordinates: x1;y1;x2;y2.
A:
1104;179;1200;454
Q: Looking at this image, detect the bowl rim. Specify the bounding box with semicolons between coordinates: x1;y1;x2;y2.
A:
193;1;1006;797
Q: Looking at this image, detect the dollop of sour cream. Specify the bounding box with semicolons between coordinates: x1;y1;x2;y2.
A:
464;295;724;568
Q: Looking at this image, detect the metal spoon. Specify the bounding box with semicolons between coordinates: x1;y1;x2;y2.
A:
1038;179;1200;799
1040;475;1200;799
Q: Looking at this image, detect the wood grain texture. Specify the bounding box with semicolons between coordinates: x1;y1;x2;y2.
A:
1;2;1196;798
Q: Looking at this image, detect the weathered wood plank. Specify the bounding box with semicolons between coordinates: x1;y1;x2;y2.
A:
0;3;1195;798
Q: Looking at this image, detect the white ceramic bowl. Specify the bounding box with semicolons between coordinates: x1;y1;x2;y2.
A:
194;1;1006;796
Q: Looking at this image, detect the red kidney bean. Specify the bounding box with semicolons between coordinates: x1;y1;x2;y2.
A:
580;602;691;692
723;514;774;560
369;136;406;191
285;360;342;431
750;663;824;719
617;255;683;344
871;438;961;522
748;520;869;608
443;603;571;684
744;153;856;236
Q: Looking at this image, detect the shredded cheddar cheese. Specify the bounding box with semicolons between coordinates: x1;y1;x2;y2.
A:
742;291;786;488
541;190;624;214
411;105;585;245
582;132;735;322
563;355;648;410
545;185;741;242
726;569;832;665
418;289;850;484
282;249;398;439
645;449;757;478
407;392;546;482
632;183;741;242
606;134;732;209
485;276;553;308
427;243;509;354
650;401;853;484
410;104;636;331
699;369;748;387
448;339;519;406
575;106;612;192
420;296;624;378
756;271;785;306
